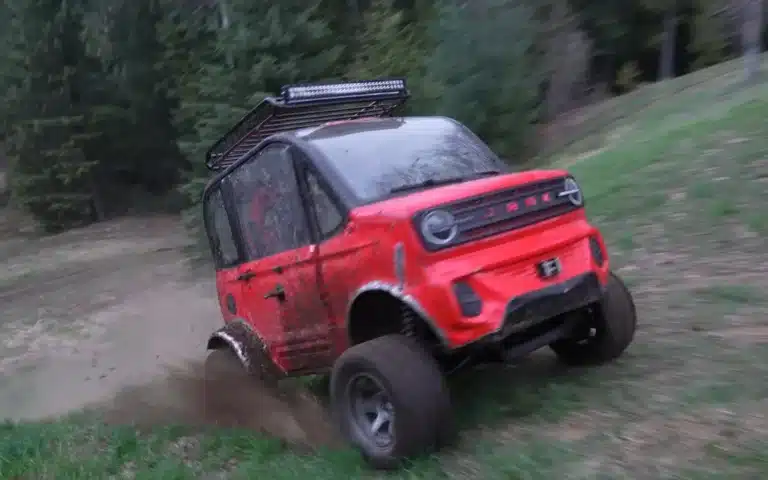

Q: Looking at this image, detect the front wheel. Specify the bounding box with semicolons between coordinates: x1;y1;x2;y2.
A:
330;334;454;470
550;271;637;366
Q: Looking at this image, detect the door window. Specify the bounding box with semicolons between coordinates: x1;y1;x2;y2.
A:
306;171;344;239
228;144;310;259
204;187;239;268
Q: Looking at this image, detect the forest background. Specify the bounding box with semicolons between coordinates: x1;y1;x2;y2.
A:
0;0;764;239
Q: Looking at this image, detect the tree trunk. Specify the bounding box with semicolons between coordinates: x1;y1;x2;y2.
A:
89;173;107;222
658;1;678;80
544;0;571;119
218;0;233;67
742;0;764;82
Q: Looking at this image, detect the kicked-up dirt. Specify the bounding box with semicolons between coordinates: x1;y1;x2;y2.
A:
0;214;340;448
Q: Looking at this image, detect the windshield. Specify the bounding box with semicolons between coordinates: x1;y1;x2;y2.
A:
299;117;505;203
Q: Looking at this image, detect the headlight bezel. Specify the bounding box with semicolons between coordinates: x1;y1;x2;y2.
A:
560;176;583;207
419;209;459;247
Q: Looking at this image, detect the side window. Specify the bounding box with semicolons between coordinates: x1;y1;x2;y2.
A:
228;144;310;259
306;171;344;239
205;187;239;268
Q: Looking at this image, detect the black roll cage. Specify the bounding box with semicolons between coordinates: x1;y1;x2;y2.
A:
205;78;410;171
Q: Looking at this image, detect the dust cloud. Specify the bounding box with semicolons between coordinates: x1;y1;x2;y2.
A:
0;216;339;448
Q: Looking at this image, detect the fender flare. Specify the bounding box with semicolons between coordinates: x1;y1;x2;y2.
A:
206;318;283;382
345;281;448;346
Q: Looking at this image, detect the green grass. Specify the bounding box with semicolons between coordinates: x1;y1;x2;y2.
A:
545;53;768;159
4;56;768;478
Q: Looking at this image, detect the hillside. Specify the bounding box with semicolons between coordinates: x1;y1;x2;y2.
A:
2;57;768;478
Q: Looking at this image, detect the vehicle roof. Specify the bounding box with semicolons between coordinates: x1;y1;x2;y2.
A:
203;115;492;212
289;116;459;142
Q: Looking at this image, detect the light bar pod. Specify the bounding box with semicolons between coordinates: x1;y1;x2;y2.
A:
281;78;407;105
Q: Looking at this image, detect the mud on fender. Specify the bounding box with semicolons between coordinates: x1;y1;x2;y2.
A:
207;319;283;384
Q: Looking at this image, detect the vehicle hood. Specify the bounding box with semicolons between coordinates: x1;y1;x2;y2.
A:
351;169;569;220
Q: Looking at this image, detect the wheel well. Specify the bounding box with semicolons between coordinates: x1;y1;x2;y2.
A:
207;335;228;350
347;291;441;347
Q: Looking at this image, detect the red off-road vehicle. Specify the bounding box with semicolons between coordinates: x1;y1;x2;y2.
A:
202;79;636;468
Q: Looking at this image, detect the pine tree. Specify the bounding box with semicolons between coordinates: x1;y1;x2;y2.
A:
348;0;433;113
427;0;542;160
7;0;105;231
105;0;186;197
0;1;23;138
689;0;734;69
156;1;218;149
174;0;345;259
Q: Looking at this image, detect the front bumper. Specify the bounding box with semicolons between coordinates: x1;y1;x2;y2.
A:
498;272;602;338
466;272;604;358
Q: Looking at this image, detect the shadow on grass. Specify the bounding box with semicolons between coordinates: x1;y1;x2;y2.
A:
449;353;603;430
305;350;642;435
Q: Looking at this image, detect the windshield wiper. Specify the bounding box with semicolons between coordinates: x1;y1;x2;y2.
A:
389;177;466;194
388;170;502;195
469;170;502;178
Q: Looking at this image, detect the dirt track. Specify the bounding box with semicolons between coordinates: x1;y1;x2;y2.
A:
0;215;339;447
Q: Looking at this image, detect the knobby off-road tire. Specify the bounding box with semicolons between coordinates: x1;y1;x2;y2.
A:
330;334;454;470
550;271;637;366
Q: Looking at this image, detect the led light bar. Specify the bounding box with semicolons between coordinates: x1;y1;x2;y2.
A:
282;78;407;104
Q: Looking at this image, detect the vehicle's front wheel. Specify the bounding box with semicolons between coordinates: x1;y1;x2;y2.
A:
550;271;637;366
330;334;453;469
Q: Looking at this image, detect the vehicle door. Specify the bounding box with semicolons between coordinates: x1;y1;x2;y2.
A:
226;142;331;372
203;183;259;327
298;160;372;356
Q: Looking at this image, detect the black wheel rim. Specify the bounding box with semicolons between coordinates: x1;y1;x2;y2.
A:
345;372;395;450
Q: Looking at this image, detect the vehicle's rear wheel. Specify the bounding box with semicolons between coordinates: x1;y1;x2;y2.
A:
330;334;454;469
550;271;637;366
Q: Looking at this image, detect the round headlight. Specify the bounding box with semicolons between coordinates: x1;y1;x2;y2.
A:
421;210;458;245
562;177;583;206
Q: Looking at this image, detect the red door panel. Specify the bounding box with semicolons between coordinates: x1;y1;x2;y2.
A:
315;227;378;356
225;143;339;374
238;246;331;373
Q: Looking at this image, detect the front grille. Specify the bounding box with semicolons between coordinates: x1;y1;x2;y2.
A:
440;177;580;248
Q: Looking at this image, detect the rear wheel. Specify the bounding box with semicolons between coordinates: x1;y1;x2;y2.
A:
330;334;454;469
550;272;637;365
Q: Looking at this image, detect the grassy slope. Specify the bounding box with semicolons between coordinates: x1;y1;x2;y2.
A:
3;58;768;478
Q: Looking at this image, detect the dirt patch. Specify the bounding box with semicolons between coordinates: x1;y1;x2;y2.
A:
92;362;340;449
707;326;768;343
544;410;618;442
605;402;768;469
556;147;607;169
0;215;339;449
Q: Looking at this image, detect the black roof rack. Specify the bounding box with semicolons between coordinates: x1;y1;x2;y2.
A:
205;78;409;171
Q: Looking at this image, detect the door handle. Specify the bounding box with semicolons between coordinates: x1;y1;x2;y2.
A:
264;284;286;301
237;270;256;282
